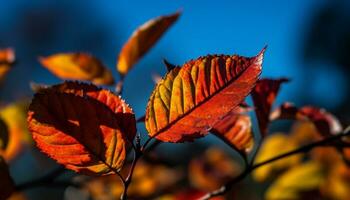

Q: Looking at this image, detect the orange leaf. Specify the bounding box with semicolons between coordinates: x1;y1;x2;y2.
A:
0;156;15;200
117;11;181;76
251;78;289;136
211;107;254;153
27;82;136;175
270;102;342;137
0;48;15;82
145;48;265;142
39;53;114;85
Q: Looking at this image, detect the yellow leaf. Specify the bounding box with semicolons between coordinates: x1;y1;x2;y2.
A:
39;53;114;85
253;133;301;182
0;101;31;162
265;161;325;200
117;11;181;76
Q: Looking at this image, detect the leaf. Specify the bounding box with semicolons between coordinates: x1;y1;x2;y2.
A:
27;82;136;175
0;101;31;162
265;161;325;200
117;11;181;76
0;48;15;82
145;48;265;142
270;102;343;137
163;59;178;72
0;156;15;200
253;133;302;182
211;107;254;153
39;53;114;85
251;78;289;136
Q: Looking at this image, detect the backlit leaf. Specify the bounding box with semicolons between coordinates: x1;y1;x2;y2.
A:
145;49;265;142
265;161;325;200
0;48;15;82
39;53;114;85
117;11;181;76
251;78;289;136
253;133;301;182
0;101;31;162
211;107;253;153
270;102;342;136
0;156;15;200
27;82;136;175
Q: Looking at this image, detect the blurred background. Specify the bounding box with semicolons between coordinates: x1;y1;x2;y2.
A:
0;0;349;199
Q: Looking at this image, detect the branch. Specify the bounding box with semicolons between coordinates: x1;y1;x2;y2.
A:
198;128;350;200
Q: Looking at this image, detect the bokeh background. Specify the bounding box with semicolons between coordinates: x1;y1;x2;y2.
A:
0;0;349;199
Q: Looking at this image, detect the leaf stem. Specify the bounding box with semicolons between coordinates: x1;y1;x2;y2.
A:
198;129;350;200
120;135;143;200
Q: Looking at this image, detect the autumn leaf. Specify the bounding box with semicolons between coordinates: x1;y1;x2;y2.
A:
145;48;265;142
0;156;15;200
251;78;289;136
39;53;114;85
265;161;325;200
270;102;342;137
117;11;181;76
27;82;136;175
0;48;15;82
253;133;301;182
0;101;31;162
211;107;254;153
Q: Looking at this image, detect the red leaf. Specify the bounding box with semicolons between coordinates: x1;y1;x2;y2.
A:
211;107;254;153
146;48;265;142
27;82;136;175
251;78;289;136
270;102;342;136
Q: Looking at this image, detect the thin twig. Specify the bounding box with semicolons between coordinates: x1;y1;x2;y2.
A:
120;135;142;200
198;129;350;200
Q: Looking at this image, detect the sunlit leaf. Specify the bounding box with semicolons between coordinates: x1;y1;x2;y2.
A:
189;147;240;191
253;133;302;182
251;78;289;136
265;161;325;200
0;48;15;82
145;49;265;142
117;11;181;76
270;102;342;136
27;82;136;175
322;162;350;200
211;107;253;153
39;53;114;85
0;156;15;200
0;101;31;162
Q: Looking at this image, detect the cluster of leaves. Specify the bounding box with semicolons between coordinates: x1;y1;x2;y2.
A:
0;10;350;200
